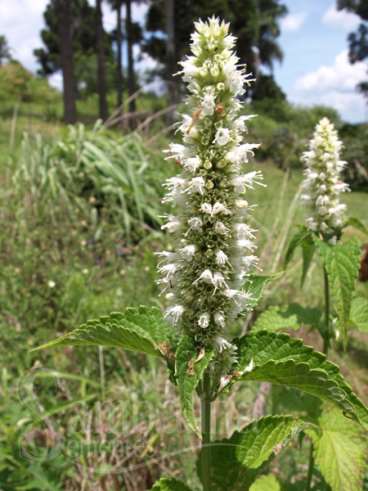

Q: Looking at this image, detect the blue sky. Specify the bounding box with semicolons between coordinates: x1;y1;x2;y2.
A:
274;0;367;122
0;0;366;122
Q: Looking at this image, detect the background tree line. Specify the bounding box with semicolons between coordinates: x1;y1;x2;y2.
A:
33;0;289;124
1;0;367;125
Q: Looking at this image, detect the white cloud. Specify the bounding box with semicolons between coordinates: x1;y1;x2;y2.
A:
294;50;367;122
322;5;360;30
0;0;48;71
281;13;307;32
48;72;62;91
296;50;366;92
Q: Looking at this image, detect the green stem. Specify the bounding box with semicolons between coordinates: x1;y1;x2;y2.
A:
200;370;212;491
307;266;330;489
322;266;331;355
306;439;314;491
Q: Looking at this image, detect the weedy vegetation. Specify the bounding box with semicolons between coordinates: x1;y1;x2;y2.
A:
16;17;367;491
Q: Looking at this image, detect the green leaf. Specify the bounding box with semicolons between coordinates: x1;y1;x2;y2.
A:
345;216;368;236
197;415;304;491
252;304;322;333
250;474;281;491
350;296;368;332
306;406;368;491
301;236;316;286
319;239;361;343
244;273;282;309
151;477;192;491
34;306;173;358
284;226;315;285
175;336;213;434
252;306;299;333
284;226;311;266
231;331;368;430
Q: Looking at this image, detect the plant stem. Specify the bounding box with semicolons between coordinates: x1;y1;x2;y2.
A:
306;440;314;491
307;266;331;489
200;370;212;491
322;266;331;355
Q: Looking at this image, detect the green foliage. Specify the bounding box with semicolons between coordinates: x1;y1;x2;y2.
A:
245;274;280;309
284;226;315;285
175;337;214;434
232;331;368;429
0;61;58;105
252;306;300;332
197;416;303;490
345;216;368;235
151;478;192;490
318;239;361;342
14;124;173;241
340;124;368;190
34;306;172;357
250;474;281;491
306;406;368;491
252;304;323;333
350;297;368;332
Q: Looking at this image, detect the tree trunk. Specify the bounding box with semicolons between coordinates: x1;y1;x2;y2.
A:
165;0;176;110
96;0;108;121
126;0;136;115
58;0;77;123
116;1;123;110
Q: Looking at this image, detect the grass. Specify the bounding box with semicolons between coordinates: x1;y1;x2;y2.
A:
0;109;367;489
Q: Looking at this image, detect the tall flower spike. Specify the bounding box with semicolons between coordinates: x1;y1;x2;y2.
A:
302;118;349;244
158;17;263;349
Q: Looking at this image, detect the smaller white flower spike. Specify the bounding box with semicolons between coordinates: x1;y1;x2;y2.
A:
157;17;263;350
302;118;349;241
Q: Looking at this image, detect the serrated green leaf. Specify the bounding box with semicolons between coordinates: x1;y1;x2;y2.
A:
306;406;368;491
232;331;368;430
350;297;368;332
150;478;192;491
284;226;315;285
175;336;213;434
319;239;361;343
252;307;299;332
197;416;304;491
244;273;282;309
250;474;281;491
252;304;322;333
284;226;311;266
34;306;173;357
345;216;368;236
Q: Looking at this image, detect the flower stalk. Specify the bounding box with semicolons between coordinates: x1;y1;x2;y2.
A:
301;117;349;245
157;17;263;352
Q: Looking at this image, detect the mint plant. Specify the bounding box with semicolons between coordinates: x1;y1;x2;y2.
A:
285;118;368;352
36;18;368;491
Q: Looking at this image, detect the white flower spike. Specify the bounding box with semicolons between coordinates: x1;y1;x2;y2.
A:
158;17;263;349
302;118;349;242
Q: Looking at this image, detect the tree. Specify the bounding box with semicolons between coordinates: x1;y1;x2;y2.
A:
0;35;11;66
126;0;135;113
337;0;368;98
96;0;109;120
34;0;97;77
34;0;115;113
109;0;125;109
58;0;77;123
165;0;176;107
143;0;287;100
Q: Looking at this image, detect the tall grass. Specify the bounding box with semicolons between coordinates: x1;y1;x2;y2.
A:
13;123;175;243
